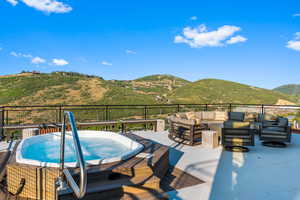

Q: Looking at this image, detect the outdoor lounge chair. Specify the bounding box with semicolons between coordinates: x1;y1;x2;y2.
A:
168;111;227;146
168;114;207;146
222;112;255;152
259;117;291;147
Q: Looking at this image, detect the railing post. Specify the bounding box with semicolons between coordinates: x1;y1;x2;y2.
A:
261;104;264;115
105;106;109;121
121;123;125;133
177;104;180;112
5;110;8;126
205;104;208;111
58;106;62;123
0;107;4;140
229;104;232;112
144;106;147;120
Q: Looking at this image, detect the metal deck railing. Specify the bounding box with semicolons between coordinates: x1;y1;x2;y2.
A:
0;103;300;137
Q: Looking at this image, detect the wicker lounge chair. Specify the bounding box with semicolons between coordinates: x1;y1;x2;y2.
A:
168;114;207;146
168;111;227;146
222;112;255;152
259;117;291;147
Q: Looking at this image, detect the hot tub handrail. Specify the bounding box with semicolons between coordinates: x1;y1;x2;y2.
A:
60;111;87;199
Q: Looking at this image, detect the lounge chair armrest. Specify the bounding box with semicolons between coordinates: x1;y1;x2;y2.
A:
223;127;254;133
265;119;277;122
262;125;287;128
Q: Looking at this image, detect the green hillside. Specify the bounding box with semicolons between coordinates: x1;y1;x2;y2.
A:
273;84;300;97
168;79;297;104
135;74;189;83
0;72;297;106
0;72;189;106
0;72;94;105
102;74;190;104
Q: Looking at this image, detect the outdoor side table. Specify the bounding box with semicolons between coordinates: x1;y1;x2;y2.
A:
202;130;219;149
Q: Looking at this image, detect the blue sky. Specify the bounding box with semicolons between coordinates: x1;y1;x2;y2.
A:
0;0;299;89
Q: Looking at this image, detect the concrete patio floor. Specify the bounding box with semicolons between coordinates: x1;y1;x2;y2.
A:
136;131;300;200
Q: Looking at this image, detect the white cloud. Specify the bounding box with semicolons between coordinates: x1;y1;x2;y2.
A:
126;49;137;54
10;51;70;66
10;51;32;58
23;0;72;13
174;24;247;48
6;0;18;6
22;54;33;58
52;58;69;66
101;61;112;66
286;33;300;51
286;41;300;51
226;35;247;44
190;16;198;21
32;56;46;64
293;13;300;17
5;0;72;13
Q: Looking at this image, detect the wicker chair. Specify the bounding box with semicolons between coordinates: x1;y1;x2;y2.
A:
168;111;227;146
222;112;255;152
168;115;207;146
259;117;291;147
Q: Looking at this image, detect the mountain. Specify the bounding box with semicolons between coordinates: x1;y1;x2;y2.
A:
0;72;297;106
0;72;189;106
100;74;190;104
0;72;107;106
168;79;297;105
273;84;300;97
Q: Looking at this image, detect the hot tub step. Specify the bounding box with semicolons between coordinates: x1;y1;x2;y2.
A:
59;177;166;200
59;175;161;195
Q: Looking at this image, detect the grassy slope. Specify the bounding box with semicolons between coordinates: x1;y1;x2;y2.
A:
168;79;297;104
273;84;300;97
134;74;189;83
0;73;297;106
0;72;107;105
100;83;158;104
101;74;190;104
0;72;79;105
0;73;190;106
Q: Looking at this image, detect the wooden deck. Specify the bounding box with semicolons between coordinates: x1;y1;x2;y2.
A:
60;167;204;200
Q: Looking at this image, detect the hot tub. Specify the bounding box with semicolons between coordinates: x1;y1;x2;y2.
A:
16;131;144;168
